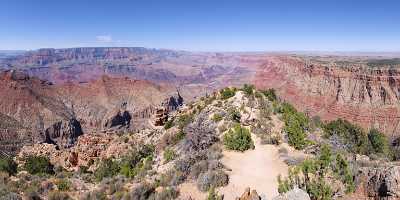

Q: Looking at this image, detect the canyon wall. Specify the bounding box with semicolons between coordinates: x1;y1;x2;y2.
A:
254;56;400;138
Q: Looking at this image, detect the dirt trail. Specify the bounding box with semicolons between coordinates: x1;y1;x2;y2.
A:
219;133;289;199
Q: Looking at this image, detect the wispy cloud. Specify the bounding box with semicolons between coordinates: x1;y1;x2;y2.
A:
96;35;113;43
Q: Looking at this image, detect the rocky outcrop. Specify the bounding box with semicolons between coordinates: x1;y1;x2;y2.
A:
236;187;261;200
162;91;183;112
44;118;83;148
354;166;400;200
104;110;132;129
153;92;184;126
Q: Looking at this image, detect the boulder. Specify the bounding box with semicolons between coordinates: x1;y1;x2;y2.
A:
272;188;310;200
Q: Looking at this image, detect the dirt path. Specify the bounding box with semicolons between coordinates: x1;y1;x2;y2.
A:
219;133;289;199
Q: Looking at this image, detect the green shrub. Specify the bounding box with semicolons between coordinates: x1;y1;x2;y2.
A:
164;118;174;130
55;178;71;191
278;144;354;199
163;149;176;163
0;158;17;175
119;145;154;179
177;114;193;129
262;88;277;102
220;88;236;100
241;84;255;96
324;119;369;154
212;113;223;122
24;156;54;175
368;129;390;156
223;124;254;152
94;158;120;182
281;103;309;150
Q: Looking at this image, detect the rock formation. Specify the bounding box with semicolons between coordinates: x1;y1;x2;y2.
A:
44;118;83;148
255;55;400;137
353;166;400;200
236;187;261;200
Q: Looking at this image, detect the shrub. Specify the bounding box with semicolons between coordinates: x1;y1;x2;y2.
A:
196;170;229;192
220;88;236;100
177;114;193;129
261;88;277;102
0;158;17;175
94;158;120;182
128;182;155;200
119;147;154;179
281;103;309;150
324;119;369;154
207;187;223;200
368;129;390;156
242;84;255;96
228;108;241;122
24;156;54;175
155;187;179;200
55;178;71;191
223;124;254;152
164;118;174;130
163;149;176;163
158;130;186;150
48;190;70;200
212;113;223;122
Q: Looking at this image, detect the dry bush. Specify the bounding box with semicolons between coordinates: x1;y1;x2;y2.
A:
196;170;229;192
48;191;71;200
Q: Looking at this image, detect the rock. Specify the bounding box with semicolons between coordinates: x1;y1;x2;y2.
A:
356;166;400;199
162;91;183;112
272;188;310;200
104;110;132;129
44;118;83;148
154;92;184;126
236;187;261;200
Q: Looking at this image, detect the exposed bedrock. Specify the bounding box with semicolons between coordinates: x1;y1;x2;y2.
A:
254;56;400;137
44;118;83;148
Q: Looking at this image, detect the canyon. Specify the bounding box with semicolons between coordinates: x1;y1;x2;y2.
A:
1;47;400;156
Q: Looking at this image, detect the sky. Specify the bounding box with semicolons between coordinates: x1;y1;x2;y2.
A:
0;0;399;52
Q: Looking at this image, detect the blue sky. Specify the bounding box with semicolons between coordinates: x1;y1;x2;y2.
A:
0;0;399;51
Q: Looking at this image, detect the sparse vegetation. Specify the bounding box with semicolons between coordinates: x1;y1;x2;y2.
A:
212;113;223;122
223;124;254;152
164;118;174;129
278;145;355;199
0;158;17;175
196;169;229;192
24;156;54;175
262;88;277;102
241;84;255;96
220;88;236;100
94;158;120;182
163;148;176;163
55;178;71;191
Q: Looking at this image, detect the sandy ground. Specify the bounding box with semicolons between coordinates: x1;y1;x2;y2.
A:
178;182;207;200
218;133;289;199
